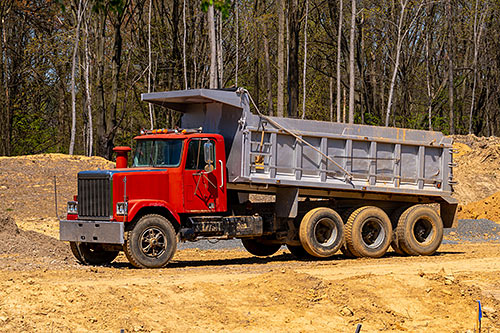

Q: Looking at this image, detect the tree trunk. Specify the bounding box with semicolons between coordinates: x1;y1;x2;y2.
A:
348;0;356;124
182;0;187;89
235;0;239;86
329;76;333;121
208;4;217;89
69;0;85;155
426;3;433;131
301;0;309;120
287;0;300;118
277;0;285;117
84;13;93;156
217;12;223;88
468;0;487;134
446;0;455;134
385;1;407;126
95;7;107;157
148;0;154;129
263;23;273;116
336;0;343;123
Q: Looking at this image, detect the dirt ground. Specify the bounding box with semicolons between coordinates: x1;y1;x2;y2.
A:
0;242;499;332
0;145;499;332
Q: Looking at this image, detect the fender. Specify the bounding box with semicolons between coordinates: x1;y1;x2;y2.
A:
127;199;181;225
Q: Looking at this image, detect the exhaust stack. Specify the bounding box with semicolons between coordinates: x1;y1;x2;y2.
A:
113;146;132;168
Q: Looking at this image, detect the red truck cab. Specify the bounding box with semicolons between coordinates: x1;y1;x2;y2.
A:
60;129;229;267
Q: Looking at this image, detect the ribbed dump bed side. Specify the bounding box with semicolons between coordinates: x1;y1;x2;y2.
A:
241;115;453;197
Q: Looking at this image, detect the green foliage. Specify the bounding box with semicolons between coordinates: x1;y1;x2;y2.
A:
201;0;232;19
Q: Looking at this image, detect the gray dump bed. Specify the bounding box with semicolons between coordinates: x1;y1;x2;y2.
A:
142;89;455;202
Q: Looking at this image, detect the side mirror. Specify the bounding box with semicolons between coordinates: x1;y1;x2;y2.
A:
203;141;214;172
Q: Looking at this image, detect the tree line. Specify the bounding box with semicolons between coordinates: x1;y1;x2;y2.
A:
0;0;498;158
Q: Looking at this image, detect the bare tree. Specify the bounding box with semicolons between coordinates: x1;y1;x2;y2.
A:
69;0;86;155
83;9;93;156
208;3;217;89
287;0;301;118
263;22;273;115
446;0;455;134
385;0;424;127
182;0;187;90
329;76;333;121
336;0;343;123
348;0;355;124
217;12;223;88
235;0;239;86
301;0;309;119
468;0;488;134
148;0;154;129
277;0;285;117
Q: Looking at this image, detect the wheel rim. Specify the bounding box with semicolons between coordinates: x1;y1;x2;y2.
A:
413;218;434;243
313;218;338;247
140;227;166;258
361;218;385;249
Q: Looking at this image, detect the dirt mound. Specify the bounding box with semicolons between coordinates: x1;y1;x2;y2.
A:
0;154;114;223
0;214;75;270
0;153;114;221
452;135;500;204
457;191;500;223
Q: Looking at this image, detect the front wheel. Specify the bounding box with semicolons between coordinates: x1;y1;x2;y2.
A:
124;214;177;268
69;242;119;265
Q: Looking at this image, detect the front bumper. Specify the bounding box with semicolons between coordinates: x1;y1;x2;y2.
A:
59;220;124;244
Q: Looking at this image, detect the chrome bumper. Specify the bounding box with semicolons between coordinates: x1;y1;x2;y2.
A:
59;220;124;244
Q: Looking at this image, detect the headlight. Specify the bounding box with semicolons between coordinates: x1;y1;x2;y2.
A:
116;202;128;215
67;201;78;214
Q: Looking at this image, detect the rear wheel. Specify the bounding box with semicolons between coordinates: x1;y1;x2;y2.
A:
69;242;119;265
396;205;443;256
299;207;344;258
340;245;356;258
241;239;281;257
124;214;177;268
390;206;409;255
345;206;392;258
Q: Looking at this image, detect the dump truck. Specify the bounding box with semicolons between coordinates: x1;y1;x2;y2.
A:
60;88;458;268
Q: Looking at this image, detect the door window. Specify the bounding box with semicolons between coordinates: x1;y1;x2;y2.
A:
185;139;216;170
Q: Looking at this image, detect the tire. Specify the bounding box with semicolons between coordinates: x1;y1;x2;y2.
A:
389;206;409;255
340;208;359;258
299;207;344;258
286;244;314;260
69;242;119;265
340;244;356;258
241;238;281;257
396;205;443;256
124;214;177;268
345;206;392;258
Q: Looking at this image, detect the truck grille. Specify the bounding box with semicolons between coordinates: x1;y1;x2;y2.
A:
78;174;112;219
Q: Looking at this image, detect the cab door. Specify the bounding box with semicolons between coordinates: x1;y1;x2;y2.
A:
183;137;226;213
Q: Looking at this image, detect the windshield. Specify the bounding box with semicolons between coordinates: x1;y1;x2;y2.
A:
133;139;183;167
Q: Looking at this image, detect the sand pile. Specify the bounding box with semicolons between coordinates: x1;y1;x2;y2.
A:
457;191;500;223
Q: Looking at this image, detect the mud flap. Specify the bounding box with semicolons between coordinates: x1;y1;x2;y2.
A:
440;196;458;228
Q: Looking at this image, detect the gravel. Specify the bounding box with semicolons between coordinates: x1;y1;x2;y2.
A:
443;219;500;244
